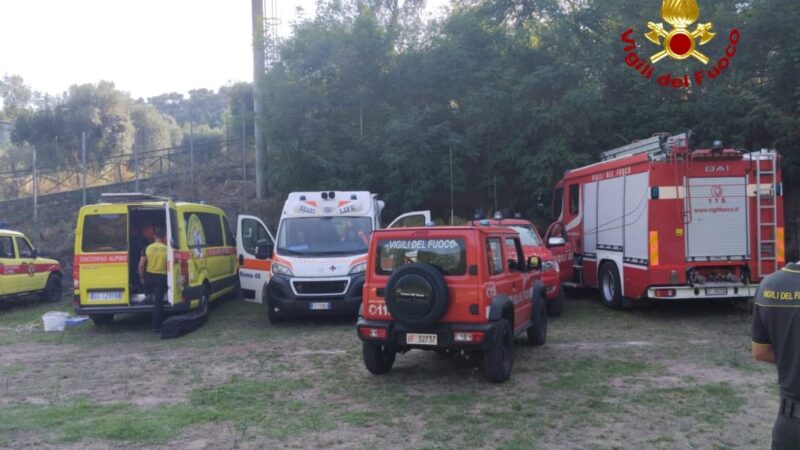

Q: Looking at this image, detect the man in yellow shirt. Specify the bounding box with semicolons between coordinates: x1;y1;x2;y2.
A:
139;226;168;332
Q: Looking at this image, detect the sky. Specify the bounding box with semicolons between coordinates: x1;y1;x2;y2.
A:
0;0;448;101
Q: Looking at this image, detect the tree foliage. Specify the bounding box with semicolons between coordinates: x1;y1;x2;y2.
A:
260;0;800;222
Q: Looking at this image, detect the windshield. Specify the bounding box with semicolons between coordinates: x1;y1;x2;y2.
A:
506;225;542;247
276;217;373;256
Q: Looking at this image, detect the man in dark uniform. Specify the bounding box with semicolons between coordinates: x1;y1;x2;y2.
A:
138;226;168;333
752;262;800;449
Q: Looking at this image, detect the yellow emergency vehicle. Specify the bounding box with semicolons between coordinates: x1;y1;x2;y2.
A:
73;193;239;325
0;229;62;302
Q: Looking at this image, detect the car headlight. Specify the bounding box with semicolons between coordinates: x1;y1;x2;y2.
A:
272;262;294;277
349;262;367;275
542;261;557;272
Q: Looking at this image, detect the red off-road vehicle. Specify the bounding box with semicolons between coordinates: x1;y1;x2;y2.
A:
356;226;548;382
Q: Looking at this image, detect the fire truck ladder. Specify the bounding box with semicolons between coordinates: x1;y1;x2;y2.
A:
756;150;779;278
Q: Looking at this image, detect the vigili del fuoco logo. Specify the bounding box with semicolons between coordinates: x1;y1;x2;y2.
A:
621;0;740;89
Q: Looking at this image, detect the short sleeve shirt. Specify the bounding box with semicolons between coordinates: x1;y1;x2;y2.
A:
751;263;800;401
144;242;168;275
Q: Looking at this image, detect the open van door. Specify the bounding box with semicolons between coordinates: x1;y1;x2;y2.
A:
164;201;181;305
387;211;431;228
236;215;274;304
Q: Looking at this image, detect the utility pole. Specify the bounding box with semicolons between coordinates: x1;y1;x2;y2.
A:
242;100;247;213
190;120;195;200
81;132;87;205
251;0;267;199
449;145;454;225
32;148;38;235
134;130;140;192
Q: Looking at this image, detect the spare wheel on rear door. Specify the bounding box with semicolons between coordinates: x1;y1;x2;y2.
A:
384;263;449;328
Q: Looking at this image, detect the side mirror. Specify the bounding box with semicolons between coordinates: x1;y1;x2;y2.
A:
547;237;566;247
32;249;38;258
527;256;541;272
507;259;518;271
255;239;273;260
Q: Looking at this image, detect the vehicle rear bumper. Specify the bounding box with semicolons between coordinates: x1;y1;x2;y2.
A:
75;301;191;315
356;317;502;351
267;274;363;317
646;284;758;300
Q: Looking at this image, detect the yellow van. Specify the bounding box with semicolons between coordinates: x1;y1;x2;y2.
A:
73;193;239;325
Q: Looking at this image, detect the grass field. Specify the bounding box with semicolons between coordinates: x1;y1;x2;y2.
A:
0;291;779;449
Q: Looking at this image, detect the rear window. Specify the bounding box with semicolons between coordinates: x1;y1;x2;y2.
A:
376;238;466;276
82;214;127;252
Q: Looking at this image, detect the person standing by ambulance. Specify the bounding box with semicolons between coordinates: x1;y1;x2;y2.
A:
139;226;168;333
752;262;800;449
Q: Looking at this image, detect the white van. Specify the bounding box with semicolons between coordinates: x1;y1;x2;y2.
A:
236;191;428;322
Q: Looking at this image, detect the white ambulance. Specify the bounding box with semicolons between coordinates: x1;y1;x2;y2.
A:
236;191;429;322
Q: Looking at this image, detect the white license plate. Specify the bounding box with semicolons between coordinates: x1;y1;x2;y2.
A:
406;333;438;346
705;287;728;296
309;302;331;311
88;290;123;301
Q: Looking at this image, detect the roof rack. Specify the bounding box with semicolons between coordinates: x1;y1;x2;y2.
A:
98;193;171;204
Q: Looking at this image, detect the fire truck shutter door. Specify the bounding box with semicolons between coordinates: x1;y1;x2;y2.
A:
686;177;749;260
584;181;598;255
624;172;649;262
598;177;624;250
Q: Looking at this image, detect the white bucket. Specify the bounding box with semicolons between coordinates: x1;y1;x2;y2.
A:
42;311;70;332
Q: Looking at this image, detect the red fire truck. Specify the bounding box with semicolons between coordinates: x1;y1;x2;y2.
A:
544;133;784;308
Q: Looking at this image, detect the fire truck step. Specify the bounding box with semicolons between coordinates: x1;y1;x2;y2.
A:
562;282;582;289
761;257;776;261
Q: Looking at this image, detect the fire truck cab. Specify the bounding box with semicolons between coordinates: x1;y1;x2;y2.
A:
546;133;784;308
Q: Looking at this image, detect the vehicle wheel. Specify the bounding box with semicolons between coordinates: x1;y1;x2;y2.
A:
546;285;564;318
384;263;449;328
90;314;114;325
483;319;513;383
363;342;396;375
528;290;548;346
267;301;284;324
599;262;623;310
40;274;62;303
199;285;210;315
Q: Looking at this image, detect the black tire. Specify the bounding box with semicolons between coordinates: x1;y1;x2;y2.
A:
599;262;623;310
199;285;211;315
384;263;449;328
90;314;114;325
40;274;62;303
363;342;396;375
483;319;514;383
265;287;284;324
546;285;565;317
528;289;548;346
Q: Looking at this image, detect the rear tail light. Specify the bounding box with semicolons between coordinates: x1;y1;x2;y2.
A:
654;289;676;298
73;256;80;289
358;326;388;340
180;257;189;285
453;331;485;343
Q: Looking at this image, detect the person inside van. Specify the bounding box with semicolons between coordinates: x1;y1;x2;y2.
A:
129;225;149;293
138;226;168;333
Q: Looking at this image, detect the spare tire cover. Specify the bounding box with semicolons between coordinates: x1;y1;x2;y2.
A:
385;263;449;328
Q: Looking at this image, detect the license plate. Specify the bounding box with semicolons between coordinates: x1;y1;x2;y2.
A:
406;333;438;346
309;302;331;311
88;290;123;301
705;287;728;296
